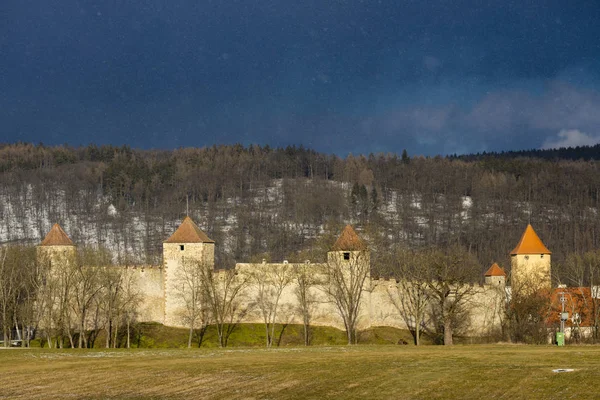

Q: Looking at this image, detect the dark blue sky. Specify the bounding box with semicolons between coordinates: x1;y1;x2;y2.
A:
2;1;600;156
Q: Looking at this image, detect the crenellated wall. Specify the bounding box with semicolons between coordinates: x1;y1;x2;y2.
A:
34;221;529;338
226;261;508;336
36;245;510;336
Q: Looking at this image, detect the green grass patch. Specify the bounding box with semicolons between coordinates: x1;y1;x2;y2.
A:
85;323;428;349
31;323;483;349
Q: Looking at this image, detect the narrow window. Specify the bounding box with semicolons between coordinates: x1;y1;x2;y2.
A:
343;252;350;260
180;245;185;251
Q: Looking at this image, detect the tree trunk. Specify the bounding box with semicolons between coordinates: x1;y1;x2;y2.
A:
2;306;9;348
444;319;453;346
14;319;21;341
113;320;119;348
265;322;271;348
78;317;85;348
67;330;74;348
345;319;353;345
187;325;193;349
303;316;310;346
2;326;8;348
126;315;131;349
106;320;112;348
217;324;224;348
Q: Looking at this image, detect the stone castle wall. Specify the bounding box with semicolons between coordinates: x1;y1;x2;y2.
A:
128;266;164;323
37;244;511;336
215;261;508;336
233;262;343;329
36;222;537;338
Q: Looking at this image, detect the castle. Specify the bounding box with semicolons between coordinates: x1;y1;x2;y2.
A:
37;217;554;338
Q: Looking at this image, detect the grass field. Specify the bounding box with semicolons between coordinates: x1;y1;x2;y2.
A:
1;344;598;399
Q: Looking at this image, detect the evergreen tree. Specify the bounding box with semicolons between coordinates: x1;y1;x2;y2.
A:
401;149;410;165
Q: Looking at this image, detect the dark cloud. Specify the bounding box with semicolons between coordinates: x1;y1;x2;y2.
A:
2;1;600;155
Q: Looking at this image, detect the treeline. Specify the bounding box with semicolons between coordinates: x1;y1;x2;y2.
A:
452;143;600;162
3;142;600;278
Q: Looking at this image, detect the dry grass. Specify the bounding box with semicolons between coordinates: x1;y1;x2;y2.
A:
1;345;599;399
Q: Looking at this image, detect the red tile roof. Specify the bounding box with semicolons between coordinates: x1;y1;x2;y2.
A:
510;224;551;255
484;263;506;277
331;225;367;251
40;223;75;246
164;216;214;243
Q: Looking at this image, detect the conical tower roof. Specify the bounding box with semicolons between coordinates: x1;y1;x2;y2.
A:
484;263;506;277
510;224;551;255
40;223;75;246
164;216;214;243
331;225;367;251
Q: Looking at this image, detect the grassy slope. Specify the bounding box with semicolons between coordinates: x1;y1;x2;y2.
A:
1;345;598;399
87;323;427;349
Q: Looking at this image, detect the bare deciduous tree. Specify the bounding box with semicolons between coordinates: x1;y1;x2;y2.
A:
201;267;248;348
71;248;108;348
0;247;19;347
322;250;370;345
38;249;77;348
293;262;320;346
507;283;552;344
250;263;293;348
120;269;142;349
422;246;480;346
387;249;431;346
175;258;211;348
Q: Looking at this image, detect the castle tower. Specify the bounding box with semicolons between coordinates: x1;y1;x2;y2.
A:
327;224;369;265
510;224;551;293
484;263;506;286
326;225;371;332
37;223;77;271
163;216;215;327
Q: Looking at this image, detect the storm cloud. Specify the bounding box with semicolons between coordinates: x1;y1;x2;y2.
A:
2;1;600;155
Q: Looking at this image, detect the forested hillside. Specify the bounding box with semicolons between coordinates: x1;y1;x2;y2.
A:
2;142;600;281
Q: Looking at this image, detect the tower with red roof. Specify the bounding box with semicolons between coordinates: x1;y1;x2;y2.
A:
510;224;551;293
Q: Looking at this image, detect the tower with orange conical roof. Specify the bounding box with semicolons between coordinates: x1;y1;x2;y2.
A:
327;224;369;265
37;223;77;273
510;224;551;293
163;216;215;327
484;263;506;286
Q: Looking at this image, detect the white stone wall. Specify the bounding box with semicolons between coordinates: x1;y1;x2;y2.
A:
235;262;346;329
128;266;164;323
37;251;508;337
40;245;507;337
230;259;510;336
223;261;508;336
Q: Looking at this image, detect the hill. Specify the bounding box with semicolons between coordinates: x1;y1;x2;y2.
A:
2;142;600;281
